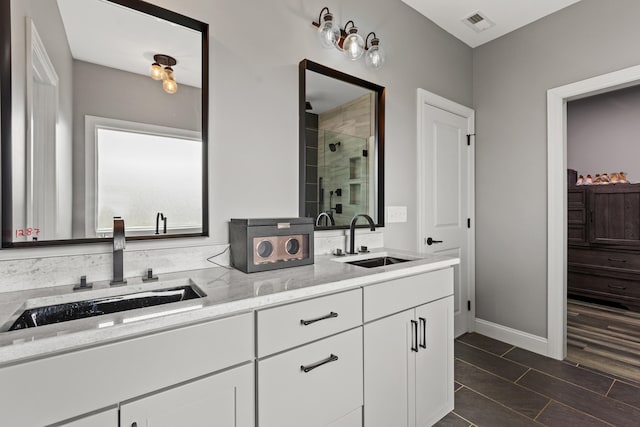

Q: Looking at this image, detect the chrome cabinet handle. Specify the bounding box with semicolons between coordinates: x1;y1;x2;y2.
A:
411;320;419;352
301;354;339;373
300;311;338;326
419;317;427;349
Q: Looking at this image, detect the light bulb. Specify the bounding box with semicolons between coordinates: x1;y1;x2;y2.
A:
317;12;340;48
342;28;364;60
163;77;178;94
365;41;385;69
150;63;163;80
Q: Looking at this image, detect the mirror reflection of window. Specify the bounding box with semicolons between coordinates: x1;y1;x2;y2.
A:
87;117;202;237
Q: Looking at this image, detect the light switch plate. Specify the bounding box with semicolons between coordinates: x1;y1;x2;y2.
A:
386;206;407;223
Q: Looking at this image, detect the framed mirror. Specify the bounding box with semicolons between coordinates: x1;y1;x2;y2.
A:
299;59;385;229
0;0;208;247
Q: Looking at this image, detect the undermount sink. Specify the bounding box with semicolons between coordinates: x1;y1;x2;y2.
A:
345;256;412;268
8;284;206;331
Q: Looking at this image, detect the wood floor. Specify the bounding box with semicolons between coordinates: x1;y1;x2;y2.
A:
436;332;640;426
567;298;640;383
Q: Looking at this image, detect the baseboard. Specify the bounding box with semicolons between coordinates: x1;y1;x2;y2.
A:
474;318;549;356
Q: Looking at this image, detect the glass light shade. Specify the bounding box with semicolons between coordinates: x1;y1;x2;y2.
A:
317;13;340;48
365;44;385;69
343;30;364;60
150;63;163;80
163;77;178;94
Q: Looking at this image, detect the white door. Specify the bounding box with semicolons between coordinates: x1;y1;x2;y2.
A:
417;90;474;338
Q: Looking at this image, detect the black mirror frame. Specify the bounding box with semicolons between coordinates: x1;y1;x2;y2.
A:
299;59;385;230
0;0;209;248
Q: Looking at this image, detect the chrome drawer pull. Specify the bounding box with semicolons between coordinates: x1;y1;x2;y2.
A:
607;258;628;263
301;354;339;373
608;284;627;290
300;311;338;326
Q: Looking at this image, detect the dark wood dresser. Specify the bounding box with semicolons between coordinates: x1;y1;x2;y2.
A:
568;182;640;311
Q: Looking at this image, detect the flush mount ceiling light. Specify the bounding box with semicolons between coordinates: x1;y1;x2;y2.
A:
150;54;178;94
311;7;385;70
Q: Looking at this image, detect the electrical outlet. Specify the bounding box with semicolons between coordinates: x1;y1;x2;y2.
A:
386;206;407;223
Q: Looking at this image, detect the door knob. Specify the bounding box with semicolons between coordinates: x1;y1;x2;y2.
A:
426;237;443;246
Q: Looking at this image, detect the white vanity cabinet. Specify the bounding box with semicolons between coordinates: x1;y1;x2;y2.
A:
121;363;254;427
363;269;454;427
0;312;254;426
256;289;364;427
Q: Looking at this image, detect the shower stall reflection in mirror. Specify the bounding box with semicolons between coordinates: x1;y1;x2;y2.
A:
26;18;66;241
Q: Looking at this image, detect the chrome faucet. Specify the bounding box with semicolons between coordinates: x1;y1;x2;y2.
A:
316;211;335;227
348;214;375;255
111;217;127;285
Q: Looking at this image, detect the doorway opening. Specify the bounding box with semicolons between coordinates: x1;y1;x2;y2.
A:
565;86;640;382
547;64;640;362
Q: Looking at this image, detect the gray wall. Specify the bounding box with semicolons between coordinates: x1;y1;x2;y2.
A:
473;0;640;337
71;60;201;238
0;0;472;268
568;85;640;182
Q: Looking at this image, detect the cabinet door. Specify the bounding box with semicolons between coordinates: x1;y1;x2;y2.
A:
590;186;640;246
120;363;254;427
364;309;415;427
60;408;118;427
415;296;454;426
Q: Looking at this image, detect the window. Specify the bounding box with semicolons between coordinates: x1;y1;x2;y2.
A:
86;116;202;237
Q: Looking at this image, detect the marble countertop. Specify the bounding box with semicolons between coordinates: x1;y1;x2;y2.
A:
0;248;458;366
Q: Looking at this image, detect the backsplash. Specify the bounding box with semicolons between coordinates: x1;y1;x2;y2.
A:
0;244;229;293
0;230;384;293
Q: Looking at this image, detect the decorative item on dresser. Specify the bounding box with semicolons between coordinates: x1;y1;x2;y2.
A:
567;169;640;311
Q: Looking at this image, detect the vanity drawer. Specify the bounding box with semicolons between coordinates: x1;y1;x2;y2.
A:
258;327;363;427
364;268;453;322
257;288;362;357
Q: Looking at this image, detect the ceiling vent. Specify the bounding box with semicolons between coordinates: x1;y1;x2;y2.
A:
463;11;495;33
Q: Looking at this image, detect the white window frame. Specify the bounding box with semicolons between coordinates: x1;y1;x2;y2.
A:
84;115;202;237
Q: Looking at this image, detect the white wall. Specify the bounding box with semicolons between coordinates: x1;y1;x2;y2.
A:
568;84;640;183
0;0;472;287
473;0;640;337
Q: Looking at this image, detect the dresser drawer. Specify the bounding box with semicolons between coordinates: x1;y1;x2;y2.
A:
569;247;640;272
258;328;363;427
568;271;640;299
257;289;362;357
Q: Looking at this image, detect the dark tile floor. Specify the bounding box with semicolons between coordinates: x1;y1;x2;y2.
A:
436;333;640;426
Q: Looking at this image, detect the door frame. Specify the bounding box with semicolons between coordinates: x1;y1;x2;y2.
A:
547;64;640;360
416;88;476;334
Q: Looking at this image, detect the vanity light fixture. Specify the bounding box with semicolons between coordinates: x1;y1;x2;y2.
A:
149;54;178;94
365;32;385;69
311;8;385;69
342;21;364;60
315;7;340;49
